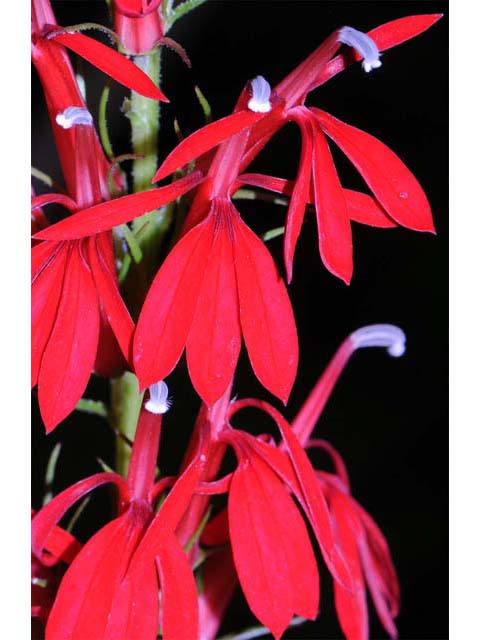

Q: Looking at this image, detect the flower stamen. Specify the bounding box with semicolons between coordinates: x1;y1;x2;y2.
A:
247;75;272;113
145;380;171;414
338;26;382;73
55;106;93;129
349;324;406;357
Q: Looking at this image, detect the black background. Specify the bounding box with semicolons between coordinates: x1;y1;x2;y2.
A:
32;2;448;638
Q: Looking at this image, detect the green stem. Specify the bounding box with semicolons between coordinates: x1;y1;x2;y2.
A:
111;372;144;479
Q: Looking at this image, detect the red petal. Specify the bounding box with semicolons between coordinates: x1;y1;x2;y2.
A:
313;109;435;232
237;173;397;228
43;523;82;566
134;217;214;390
199;548;237;640
283;110;313;282
186;206;242;404
231;399;352;590
32;244;69;387
37;242;100;431
233;216;298;403
153;111;269;182
31;193;77;212
32;241;63;280
45;512;146;640
331;491;369;640
355;501;400;620
310;116;352;284
88;235;134;363
51;32;167;101
228;460;293;638
317;15;443;88
156;534;199;640
34;172;204;241
31;472;126;565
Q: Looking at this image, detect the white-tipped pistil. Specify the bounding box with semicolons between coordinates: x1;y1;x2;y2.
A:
338;26;382;73
56;106;93;129
248;76;272;113
145;380;171;415
349;324;406;358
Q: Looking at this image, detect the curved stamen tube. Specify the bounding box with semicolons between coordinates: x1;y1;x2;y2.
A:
292;324;406;446
338;26;382;73
55;106;93;129
247;75;272;113
145;380;171;414
350;324;406;357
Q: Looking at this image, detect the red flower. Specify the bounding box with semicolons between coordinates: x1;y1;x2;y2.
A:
236;15;441;283
32;0;166;202
31;385;209;640
196;324;405;639
113;0;164;54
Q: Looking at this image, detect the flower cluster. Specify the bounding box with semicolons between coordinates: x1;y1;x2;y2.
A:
31;1;442;638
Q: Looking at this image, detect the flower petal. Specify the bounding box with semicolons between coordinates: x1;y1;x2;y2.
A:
237;173;397;228
32;244;69;387
153;111;270;182
32;472;126;565
156;534;199;640
283;110;313;282
313;109;435;232
186;206;242;404
37;242;100;431
34;172;205;241
331;491;369;640
233;217;298;403
199;548;237;640
231;399;353;590
134;216;215;389
88;235;134;363
310;116;352;284
51;31;167;101
228;459;292;638
45;512;145;640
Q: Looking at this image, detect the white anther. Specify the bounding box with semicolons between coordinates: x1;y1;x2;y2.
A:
145;380;171;414
338;26;382;73
248;76;272;113
349;324;406;358
55;106;93;129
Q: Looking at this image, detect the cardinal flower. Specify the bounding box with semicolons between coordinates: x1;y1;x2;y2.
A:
195;324;405;639
32;382;210;640
113;0;164;53
236;15;441;283
36;80;298;407
32;0;166;201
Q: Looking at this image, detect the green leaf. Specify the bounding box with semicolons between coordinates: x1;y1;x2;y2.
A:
31;166;53;188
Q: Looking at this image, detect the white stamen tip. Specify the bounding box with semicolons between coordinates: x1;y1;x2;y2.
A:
55;106;93;129
338;26;382;74
349;324;406;358
248;75;272;113
145;380;171;414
